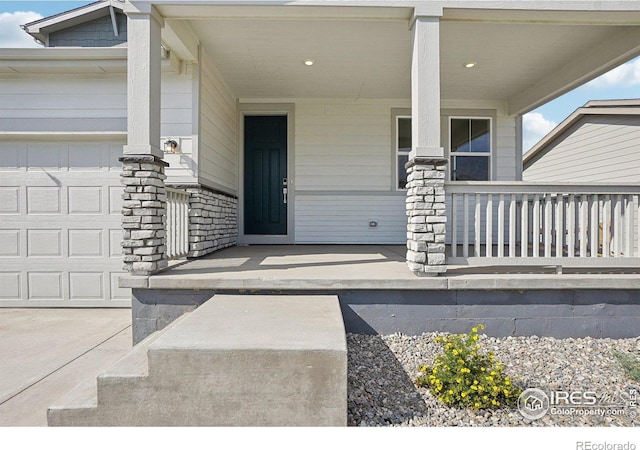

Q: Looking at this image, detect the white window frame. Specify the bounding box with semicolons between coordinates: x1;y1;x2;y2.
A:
394;114;411;191
448;116;492;182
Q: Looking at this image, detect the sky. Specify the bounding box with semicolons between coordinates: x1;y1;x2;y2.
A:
2;0;640;152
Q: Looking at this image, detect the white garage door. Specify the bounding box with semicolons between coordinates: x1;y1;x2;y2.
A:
0;139;129;307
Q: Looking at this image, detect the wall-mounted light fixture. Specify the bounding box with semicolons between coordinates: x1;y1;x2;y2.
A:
164;139;179;153
464;62;477;69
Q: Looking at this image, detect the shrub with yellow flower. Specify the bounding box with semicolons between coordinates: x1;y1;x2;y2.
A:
414;324;521;410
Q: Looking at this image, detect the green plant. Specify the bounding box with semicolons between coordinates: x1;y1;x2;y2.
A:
415;324;521;409
612;350;640;383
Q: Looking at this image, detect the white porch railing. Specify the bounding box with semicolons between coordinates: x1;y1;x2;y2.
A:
166;187;190;260
447;182;640;267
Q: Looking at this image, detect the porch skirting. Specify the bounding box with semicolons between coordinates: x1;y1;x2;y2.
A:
129;288;640;344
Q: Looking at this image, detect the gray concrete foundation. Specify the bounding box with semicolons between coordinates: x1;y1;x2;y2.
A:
132;288;640;343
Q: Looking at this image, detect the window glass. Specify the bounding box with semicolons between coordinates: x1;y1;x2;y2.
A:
451;155;489;181
396;116;411;189
450;117;490;181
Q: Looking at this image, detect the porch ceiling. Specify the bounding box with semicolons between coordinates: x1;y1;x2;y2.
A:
162;6;640;113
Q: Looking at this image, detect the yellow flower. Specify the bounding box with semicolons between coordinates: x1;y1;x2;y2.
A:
472;327;478;333
473;335;479;341
461;392;467;398
474;402;481;408
448;390;454;395
453;349;459;355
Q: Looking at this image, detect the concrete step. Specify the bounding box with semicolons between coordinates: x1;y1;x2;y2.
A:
47;311;192;426
48;295;347;426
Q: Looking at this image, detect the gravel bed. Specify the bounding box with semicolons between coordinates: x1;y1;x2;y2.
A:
347;332;640;426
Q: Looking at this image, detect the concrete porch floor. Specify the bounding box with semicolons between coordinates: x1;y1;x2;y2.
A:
121;245;640;291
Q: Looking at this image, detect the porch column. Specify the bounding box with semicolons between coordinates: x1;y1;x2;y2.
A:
407;15;447;276
120;5;168;275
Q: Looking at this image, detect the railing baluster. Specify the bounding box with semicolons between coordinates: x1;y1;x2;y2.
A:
590;195;598;257
532;194;540;258
637;194;640;258
614;195;622;257
521;194;528;257
626;195;633;257
498;194;505;257
509;194;516;257
463;193;469;258
451;193;457;258
579;195;588;257
486;194;492;257
603;195;611;258
567;194;575;258
544;194;552;257
555;194;564;257
475;194;481;257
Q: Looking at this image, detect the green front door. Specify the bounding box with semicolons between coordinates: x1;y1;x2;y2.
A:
244;115;288;235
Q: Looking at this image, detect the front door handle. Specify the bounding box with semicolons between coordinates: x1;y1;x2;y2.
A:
282;178;288;204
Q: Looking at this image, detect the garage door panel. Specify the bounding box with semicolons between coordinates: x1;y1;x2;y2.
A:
26;143;63;170
69;272;103;300
68;186;102;214
27;230;62;257
110;272;128;300
27;186;61;214
68;143;104;170
68;229;103;257
0;230;20;257
0;143;19;169
0;187;20;214
109;229;123;257
28;272;63;299
0;139;130;307
0;273;21;299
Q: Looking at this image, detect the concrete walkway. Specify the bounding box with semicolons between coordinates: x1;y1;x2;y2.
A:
0;308;132;426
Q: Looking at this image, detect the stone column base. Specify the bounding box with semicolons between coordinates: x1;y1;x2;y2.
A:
120;155;169;276
406;157;447;276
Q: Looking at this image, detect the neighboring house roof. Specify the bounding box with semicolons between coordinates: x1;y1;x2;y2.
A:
22;0;125;45
523;99;640;170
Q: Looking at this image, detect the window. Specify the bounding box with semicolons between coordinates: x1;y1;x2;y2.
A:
449;117;491;181
396;116;411;189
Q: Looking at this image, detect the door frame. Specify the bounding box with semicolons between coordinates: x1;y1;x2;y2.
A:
238;103;295;245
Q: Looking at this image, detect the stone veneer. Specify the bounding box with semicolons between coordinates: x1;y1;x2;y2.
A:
406;157;447;276
181;185;238;258
120;155;169;275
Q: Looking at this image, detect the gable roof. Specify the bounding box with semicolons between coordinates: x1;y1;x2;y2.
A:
22;0;125;44
523;99;640;169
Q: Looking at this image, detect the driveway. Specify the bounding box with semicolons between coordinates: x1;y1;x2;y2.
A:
0;308;132;426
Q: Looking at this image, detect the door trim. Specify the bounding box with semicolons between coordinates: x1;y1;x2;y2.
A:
238;103;295;245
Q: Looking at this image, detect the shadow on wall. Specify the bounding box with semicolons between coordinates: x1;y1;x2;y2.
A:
347;334;428;426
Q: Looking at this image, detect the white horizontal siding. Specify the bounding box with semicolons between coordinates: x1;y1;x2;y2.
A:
0;75;126;132
495;115;518;181
161;71;196;184
295;194;406;244
199;50;238;194
295;99;406;191
524;115;640;182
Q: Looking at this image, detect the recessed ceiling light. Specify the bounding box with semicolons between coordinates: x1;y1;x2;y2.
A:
304;59;315;66
464;62;477;68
